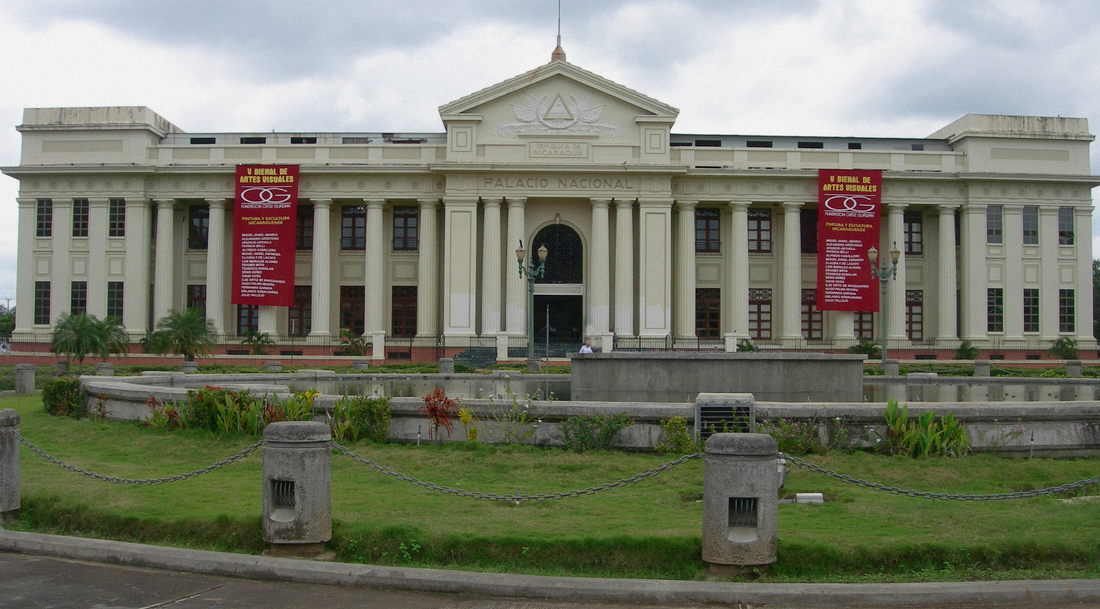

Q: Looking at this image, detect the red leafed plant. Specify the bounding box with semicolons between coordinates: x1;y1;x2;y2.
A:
419;388;459;441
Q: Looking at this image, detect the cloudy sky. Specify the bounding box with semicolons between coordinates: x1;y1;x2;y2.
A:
1;0;1099;308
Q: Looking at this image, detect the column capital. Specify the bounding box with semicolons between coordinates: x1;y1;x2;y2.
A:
505;196;527;208
416;197;439;210
638;197;672;208
311;198;334;209
937;203;960;214
86;196;111;206
887;202;908;213
590;197;612;208
365;199;386;210
674;199;698;211
152;198;176;209
444;196;479;207
207;198;229;210
615;198;635;210
728;200;750;212
781;201;804;211
482;198;502;209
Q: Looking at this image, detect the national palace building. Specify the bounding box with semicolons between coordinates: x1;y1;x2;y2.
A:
4;48;1098;361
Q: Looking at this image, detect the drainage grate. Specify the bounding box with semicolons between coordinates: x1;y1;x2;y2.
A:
272;479;295;509
728;497;758;527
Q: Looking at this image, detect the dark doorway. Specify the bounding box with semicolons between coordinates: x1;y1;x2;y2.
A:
534;294;583;355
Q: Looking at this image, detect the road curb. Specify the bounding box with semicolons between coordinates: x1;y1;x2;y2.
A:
2;530;1098;607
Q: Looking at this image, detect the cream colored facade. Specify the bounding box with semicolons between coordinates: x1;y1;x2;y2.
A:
4;59;1098;358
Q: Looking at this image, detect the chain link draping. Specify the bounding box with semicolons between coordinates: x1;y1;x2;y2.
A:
783;452;1100;501
331;442;702;502
2;427;261;485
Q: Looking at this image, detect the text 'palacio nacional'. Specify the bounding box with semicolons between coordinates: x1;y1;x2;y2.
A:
4;47;1098;362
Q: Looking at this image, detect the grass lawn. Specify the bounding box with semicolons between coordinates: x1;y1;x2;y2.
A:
2;393;1099;582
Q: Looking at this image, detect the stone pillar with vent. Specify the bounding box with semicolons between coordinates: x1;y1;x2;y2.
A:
702;433;779;573
262;421;332;558
0;409;20;514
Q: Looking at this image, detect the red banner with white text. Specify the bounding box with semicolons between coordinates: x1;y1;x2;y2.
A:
815;169;882;311
231;165;298;307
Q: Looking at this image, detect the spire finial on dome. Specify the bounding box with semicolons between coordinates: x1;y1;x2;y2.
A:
550;0;566;62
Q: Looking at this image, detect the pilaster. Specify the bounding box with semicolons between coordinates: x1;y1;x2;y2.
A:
481;198;502;335
416;199;440;338
443;196;479;337
613;198;635;337
637;198;672;338
85;197;109;319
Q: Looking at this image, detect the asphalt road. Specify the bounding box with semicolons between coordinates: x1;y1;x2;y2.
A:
0;552;682;609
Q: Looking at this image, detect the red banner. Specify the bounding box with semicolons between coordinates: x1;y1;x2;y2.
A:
231;165;298;307
815;169;882;311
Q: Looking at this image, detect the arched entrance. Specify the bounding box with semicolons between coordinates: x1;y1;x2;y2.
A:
532;224;584;352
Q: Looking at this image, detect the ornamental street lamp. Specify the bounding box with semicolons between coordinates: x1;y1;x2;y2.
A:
868;243;902;369
516;240;548;371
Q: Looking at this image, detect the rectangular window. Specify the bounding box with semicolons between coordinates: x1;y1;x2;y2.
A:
903;211;923;255
72;199;89;237
986;206;1003;244
1058;207;1074;245
695;288;721;339
289;285;312;337
340;285;365;335
34;281;50;325
801;289;823;341
799;209;818;254
905;290;923;341
107;282;124;320
1059;289;1075;333
393;206;419;251
108;198;126;237
987;288;1004;333
1022;206;1039;245
1023;288;1039;333
70;281;87;316
695;208;720;253
747;209;772;253
854;311;875;341
296;205;314;250
36;199;52;237
392;286;418;337
188;205;210;250
341;206;366;250
748;288;772;340
237;304;259;335
187;284;207;312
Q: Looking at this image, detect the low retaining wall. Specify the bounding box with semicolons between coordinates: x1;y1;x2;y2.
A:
77;372;1100;455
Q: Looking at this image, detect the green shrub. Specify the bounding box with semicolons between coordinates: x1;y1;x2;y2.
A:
954;340;980;360
877;399;969;457
1048;337;1079;359
847;337;881;359
41;377;85;419
757;418;819;455
654;416;702;455
736;339;758;352
342;395;392;443
178;385;312;435
557;412;634;452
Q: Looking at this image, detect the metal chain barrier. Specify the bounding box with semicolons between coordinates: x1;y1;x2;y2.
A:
332;442;702;502
2;427;261;485
783;452;1100;501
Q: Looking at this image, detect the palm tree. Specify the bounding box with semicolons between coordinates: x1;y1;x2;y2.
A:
240;330;274;355
52;313;129;374
147;308;217;362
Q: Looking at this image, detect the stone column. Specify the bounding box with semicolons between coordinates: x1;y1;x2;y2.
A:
417;199;440;338
153;199;177;323
614;199;635;337
1003;204;1025;340
364;199;386;359
637;198;672;338
481;198;502;335
958;204;988;342
50;199;72;324
780;202;803;344
886;203;907;341
673;200;697;340
443;196;479;337
123;198;151;338
702;431;778;571
506;197;527;338
833;312;856;347
588;198;612;339
13;198;36;339
206;199;228;337
86;198;109;319
308;199;333;343
936;205;959;344
725;202;750;350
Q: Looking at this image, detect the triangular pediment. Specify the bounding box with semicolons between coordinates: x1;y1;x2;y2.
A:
439;61;678;164
440;60;678;120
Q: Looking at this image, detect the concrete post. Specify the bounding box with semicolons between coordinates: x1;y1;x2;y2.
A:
883;359;900;376
95;363;114;376
56;360;69;375
438;358;455;374
14;364;35;394
1066;360;1082;377
351;360;371;371
702;433;779;573
262;421;332;558
974;360;991;377
264;361;283;373
179;361;198;374
0;409;20;514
